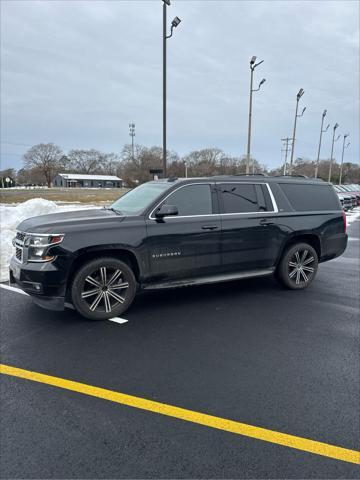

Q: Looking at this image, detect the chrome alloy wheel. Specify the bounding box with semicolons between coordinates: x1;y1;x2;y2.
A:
288;249;316;285
81;267;129;314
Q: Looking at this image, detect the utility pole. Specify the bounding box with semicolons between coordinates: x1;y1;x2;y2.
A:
129;123;135;160
246;56;265;175
315;110;329;178
163;1;167;178
162;0;181;178
339;134;350;185
289;88;306;175
281;137;292;175
328;123;340;182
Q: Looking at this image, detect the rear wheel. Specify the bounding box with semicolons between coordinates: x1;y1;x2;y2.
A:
276;243;318;290
71;257;136;320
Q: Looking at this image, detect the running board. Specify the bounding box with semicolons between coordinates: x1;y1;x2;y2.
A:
142;268;275;291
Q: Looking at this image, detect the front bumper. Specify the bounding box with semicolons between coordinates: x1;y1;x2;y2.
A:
9;266;67;311
9;253;68;297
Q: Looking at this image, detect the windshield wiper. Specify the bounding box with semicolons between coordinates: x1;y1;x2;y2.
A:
104;206;123;215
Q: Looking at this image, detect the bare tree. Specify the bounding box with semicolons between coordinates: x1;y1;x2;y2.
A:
16;167;47;186
23;143;63;187
100;153;121;175
67;149;106;174
339;162;360;183
118;144;179;186
182;149;258;177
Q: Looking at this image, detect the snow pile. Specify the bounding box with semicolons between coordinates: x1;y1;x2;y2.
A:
0;198;96;282
346;207;360;226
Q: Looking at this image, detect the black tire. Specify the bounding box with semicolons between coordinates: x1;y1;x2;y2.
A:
71;257;137;320
276;243;318;290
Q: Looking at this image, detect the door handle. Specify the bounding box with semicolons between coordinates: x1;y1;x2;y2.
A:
260;218;274;226
201;225;219;231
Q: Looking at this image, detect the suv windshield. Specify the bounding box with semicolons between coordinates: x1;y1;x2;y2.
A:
110;182;170;216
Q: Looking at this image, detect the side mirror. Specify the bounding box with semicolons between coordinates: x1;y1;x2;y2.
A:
155;204;178;218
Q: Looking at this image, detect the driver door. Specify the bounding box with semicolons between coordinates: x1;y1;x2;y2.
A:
144;183;221;282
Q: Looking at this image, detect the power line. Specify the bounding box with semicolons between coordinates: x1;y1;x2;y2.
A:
1;142;32;147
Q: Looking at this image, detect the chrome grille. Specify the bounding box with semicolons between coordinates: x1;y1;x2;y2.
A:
16;231;26;243
15;247;23;262
14;231;26;263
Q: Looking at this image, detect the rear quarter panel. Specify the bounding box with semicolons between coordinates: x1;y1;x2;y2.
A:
272;211;347;263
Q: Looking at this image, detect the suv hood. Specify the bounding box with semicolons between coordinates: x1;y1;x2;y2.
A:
17;208;125;234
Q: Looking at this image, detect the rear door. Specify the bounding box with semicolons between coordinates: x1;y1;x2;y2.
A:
217;182;282;272
145;183;221;282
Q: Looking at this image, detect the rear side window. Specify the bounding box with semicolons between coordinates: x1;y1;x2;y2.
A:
163;184;212;216
279;184;340;211
219;183;263;213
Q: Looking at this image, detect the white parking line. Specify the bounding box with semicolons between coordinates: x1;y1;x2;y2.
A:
0;284;29;296
108;317;129;324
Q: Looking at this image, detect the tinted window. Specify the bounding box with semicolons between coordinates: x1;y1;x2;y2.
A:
163;184;212;216
220;183;260;213
279;184;341;211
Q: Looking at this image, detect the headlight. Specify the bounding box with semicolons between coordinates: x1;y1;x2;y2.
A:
25;234;65;262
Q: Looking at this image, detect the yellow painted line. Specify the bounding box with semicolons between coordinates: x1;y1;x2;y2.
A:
1;364;359;465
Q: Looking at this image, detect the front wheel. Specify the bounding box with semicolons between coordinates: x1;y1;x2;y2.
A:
71;257;137;320
276;243;318;290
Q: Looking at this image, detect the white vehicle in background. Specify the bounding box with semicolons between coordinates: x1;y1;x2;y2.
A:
333;185;358;210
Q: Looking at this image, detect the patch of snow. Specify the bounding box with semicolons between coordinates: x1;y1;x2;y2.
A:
346;207;360;226
0;198;96;282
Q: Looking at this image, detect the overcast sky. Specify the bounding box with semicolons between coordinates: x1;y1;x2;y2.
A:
1;0;359;171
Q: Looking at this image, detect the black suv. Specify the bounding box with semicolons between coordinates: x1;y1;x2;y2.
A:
10;175;347;320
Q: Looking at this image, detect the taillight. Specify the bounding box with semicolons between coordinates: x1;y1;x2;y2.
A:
343;210;347;233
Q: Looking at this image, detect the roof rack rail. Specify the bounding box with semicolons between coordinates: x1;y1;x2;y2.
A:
273;174;308;178
234;173;268;177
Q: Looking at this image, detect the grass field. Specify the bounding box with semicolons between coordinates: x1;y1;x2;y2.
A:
0;188;129;205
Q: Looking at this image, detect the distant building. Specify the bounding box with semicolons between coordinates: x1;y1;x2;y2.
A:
53;173;123;188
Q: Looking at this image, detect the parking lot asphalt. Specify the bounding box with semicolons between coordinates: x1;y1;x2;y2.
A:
1;215;359;479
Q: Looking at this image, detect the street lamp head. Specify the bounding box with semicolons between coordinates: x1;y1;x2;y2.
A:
162;0;171;5
297;88;305;100
334;123;339;130
345;142;350;148
344;133;349;139
301;106;306;115
335;134;341;141
325;124;330;132
322;109;327;117
259;78;266;86
250;56;257;65
171;16;181;28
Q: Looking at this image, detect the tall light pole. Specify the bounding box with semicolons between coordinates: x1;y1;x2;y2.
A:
289;88;306;175
315;110;330;178
162;0;181;178
328;123;340;182
339;134;350;185
129;123;135;160
281;137;292;175
246;56;265;175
